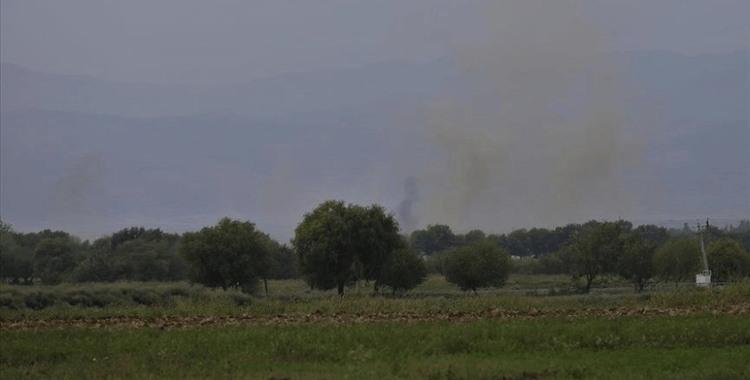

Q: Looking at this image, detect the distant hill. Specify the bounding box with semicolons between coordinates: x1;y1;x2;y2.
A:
1;51;747;240
1;59;454;119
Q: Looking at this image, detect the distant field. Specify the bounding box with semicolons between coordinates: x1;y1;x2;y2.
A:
2;277;749;379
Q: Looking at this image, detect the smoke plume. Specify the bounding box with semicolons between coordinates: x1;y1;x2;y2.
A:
415;0;648;232
397;176;419;233
47;153;106;233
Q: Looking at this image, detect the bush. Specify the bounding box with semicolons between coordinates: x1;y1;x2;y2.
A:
223;292;254;306
128;289;162;306
0;292;22;310
443;240;512;292
23;292;55;310
377;248;428;295
62;291;96;307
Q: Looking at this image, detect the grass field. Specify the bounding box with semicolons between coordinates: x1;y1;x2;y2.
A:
2;276;749;379
2;314;749;379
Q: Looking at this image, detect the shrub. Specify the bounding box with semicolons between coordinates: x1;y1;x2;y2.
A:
443;240;512;292
377;248;428;295
0;292;22;310
23;292;55;310
128;289;162;306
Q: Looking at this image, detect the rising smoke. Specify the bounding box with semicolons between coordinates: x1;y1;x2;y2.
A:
412;0;648;232
397;176;419;233
47;153;106;233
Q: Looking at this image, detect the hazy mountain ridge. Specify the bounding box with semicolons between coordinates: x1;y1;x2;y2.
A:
1;59;455;119
1;50;747;240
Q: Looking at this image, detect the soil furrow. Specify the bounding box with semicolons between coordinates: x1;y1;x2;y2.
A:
2;303;748;331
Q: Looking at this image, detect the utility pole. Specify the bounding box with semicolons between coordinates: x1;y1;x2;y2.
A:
695;219;711;287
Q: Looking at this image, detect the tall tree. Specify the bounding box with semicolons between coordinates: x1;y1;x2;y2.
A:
653;236;702;283
0;231;34;284
33;236;82;284
179;218;272;294
74;230;186;283
617;231;659;292
560;221;624;293
293;200;404;296
706;237;750;282
634;224;669;244
408;224;456;255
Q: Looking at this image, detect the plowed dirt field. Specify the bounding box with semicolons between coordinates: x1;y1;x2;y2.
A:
3;303;748;331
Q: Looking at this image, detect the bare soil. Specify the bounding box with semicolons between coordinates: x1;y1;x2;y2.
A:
2;303;748;331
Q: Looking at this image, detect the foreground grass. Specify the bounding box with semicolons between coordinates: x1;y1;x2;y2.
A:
2;314;749;379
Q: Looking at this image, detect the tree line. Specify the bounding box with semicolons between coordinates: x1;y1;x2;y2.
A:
412;219;750;292
2;211;749;295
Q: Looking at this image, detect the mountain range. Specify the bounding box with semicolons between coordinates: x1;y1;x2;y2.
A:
1;50;748;240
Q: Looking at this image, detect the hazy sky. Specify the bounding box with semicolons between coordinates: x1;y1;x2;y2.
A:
3;0;748;84
1;0;748;240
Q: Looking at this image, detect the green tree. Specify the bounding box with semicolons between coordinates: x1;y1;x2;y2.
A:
443;240;512;292
0;219;13;234
635;224;669;244
706;237;750;282
504;229;533;257
377;248;427;295
653;236;702;283
33;236;81;284
72;237;116;282
617;231;658;292
268;242;300;280
73;229;186;283
456;229;486;246
560;221;623;293
539;252;566;275
179;218;272;294
293;200;404;296
408;224;456;255
729;229;750;254
0;232;34;284
112;239;172;281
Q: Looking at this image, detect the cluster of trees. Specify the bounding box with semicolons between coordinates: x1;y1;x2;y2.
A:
2;214;749;295
291;200;513;295
408;220;750;292
561;220;750;292
0;224;187;285
0;221;297;289
293;201;426;296
178;217;299;295
409;223;584;258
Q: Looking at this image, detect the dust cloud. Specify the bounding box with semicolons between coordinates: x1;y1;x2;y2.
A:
412;0;649;232
46;153;106;234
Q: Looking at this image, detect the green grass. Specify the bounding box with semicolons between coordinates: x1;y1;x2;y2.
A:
2;277;749;379
2;314;749;379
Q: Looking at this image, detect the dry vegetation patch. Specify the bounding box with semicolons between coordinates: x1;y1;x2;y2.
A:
3;302;748;331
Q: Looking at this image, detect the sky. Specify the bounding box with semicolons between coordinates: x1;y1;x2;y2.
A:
1;0;749;241
2;0;749;85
